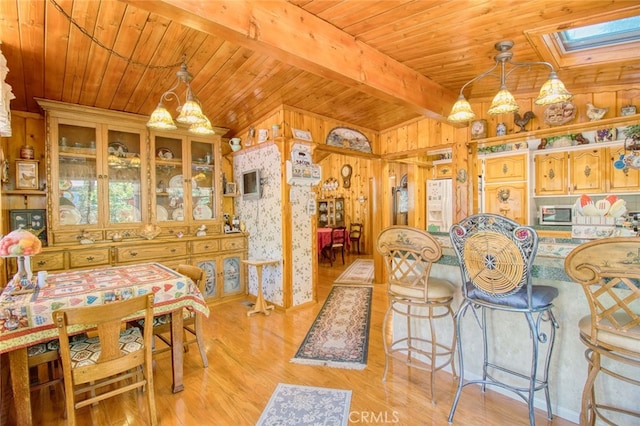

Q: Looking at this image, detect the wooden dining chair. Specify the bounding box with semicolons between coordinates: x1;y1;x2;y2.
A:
320;226;347;266
349;222;363;254
135;264;208;368
53;294;157;426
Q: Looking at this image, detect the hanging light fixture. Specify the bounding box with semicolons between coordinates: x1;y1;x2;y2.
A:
147;54;210;131
189;116;216;135
447;41;573;123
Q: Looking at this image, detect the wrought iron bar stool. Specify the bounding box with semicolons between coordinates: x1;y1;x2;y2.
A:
564;237;640;425
448;214;559;425
376;226;456;404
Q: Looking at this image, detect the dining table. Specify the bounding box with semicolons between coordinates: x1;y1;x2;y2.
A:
0;262;210;426
317;227;350;255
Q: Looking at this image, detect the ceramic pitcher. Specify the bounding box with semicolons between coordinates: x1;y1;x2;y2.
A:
229;138;242;152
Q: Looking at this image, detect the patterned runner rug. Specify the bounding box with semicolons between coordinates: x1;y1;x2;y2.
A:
256;383;352;426
334;258;374;284
291;285;372;369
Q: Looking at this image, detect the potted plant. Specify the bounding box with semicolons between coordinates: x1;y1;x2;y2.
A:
623;124;640;150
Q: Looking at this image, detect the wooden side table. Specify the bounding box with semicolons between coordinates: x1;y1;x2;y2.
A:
242;259;279;316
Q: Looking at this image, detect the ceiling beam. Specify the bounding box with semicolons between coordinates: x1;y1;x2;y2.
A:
122;0;457;122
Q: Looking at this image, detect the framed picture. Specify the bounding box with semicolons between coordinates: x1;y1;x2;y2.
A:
15;160;39;190
225;182;237;195
257;128;269;143
292;128;313;141
10;209;47;246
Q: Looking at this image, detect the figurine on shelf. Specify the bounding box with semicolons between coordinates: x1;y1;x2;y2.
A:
537;138;548;150
196;224;207;237
574;133;590;145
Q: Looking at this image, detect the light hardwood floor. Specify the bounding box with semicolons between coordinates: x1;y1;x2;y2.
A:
19;253;577;425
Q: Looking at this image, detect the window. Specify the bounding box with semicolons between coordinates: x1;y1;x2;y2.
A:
556;16;640;52
524;12;640;68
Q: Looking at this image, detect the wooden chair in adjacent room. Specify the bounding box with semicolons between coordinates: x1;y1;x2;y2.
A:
564;237;640;425
448;214;559;425
136;264;208;368
321;226;347;266
376;225;457;404
349;222;363;254
53;293;157;426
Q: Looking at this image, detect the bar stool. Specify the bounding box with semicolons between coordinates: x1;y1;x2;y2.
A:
376;226;456;404
448;214;559;425
564;237;640;425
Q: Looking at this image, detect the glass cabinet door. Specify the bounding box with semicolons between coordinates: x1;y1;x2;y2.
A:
153;135;185;223
190;140;216;221
56;123;99;227
222;255;242;295
107;129;145;225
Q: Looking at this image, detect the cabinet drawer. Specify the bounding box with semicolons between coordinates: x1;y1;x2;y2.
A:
69;248;111;269
117;242;188;263
192;239;220;253
221;237;245;251
52;230;104;245
32;252;66;271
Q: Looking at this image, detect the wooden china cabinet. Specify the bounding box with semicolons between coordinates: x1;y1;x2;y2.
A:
21;99;247;304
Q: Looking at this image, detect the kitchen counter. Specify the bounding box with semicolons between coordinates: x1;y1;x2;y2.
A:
400;231;638;424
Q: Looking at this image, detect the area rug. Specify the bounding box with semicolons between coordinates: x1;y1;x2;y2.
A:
334;259;374;284
291;285;372;369
256;383;352;426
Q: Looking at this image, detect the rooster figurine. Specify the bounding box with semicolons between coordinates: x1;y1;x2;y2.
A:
514;111;535;133
586;103;609;121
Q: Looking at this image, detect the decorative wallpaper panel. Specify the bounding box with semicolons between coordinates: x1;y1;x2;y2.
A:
233;144;314;307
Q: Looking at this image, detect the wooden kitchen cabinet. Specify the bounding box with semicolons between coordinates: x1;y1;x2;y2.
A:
433;160;453;179
484;183;528;225
569;148;606;194
484;154;527;183
534;151;568;195
607;145;640;192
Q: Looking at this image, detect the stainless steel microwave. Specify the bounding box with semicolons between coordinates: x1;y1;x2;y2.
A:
539;205;573;226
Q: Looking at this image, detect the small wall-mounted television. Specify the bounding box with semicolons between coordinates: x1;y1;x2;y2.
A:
242;169;262;200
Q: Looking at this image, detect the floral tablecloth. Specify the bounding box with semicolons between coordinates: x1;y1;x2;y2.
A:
0;262;209;353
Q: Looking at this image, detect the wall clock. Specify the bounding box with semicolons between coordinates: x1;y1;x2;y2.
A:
470;119;487;140
341;164;352;188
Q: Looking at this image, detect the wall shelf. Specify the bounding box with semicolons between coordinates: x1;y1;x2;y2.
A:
471;114;640;147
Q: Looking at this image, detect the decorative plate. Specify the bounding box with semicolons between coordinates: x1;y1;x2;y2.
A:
169;175;183;188
544;102;576;126
108;142;128;156
193;205;212;220
59;179;72;190
172;207;184;220
156;147;173;160
59;206;82;225
156;205;169;221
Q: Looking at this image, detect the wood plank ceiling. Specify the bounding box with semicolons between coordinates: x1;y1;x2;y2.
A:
1;0;639;137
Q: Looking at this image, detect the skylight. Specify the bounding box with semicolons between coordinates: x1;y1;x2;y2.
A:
556;16;640;52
